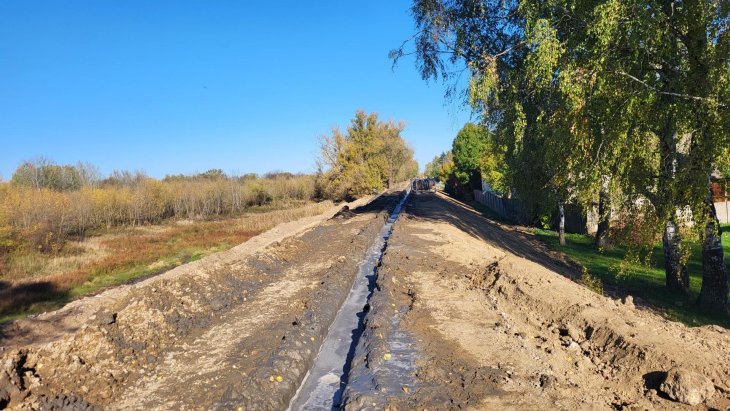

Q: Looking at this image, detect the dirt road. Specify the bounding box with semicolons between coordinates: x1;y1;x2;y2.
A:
344;191;730;410
0;192;404;410
2;189;730;410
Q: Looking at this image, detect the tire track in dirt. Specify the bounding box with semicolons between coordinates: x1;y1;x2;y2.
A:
111;269;316;410
344;191;730;410
0;192;406;410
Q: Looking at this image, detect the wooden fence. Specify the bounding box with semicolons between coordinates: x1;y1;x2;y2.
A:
475;190;730;228
473;189;587;233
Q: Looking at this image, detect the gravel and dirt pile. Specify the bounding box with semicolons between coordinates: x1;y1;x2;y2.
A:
1;189;729;410
0;192;404;410
343;191;730;410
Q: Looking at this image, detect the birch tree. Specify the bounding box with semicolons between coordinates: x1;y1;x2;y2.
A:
398;0;730;312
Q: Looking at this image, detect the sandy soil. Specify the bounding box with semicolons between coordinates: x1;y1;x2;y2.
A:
343;191;730;410
0;193;403;410
2;189;730;410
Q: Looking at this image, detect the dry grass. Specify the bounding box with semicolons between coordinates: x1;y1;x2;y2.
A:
0;201;333;322
0;173;317;256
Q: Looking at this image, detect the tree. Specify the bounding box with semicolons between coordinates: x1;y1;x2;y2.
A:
424;152;452;181
381;126;418;187
11;157;54;190
316;110;418;200
197;169;227;180
399;0;729;311
718;149;730;180
103;170;148;188
452;123;488;193
424;154;443;180
11;158;99;191
75;162;101;187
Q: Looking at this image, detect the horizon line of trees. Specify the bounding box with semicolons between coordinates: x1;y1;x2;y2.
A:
0;159;318;263
2;108;420;275
402;0;729;313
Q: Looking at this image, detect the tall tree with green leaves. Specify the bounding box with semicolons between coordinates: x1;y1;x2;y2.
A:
397;0;730;311
452;123;488;192
450;123;511;195
316;110;418;200
424;152;452;181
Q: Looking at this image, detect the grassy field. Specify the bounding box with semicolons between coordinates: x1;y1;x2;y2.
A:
534;223;730;328
0;201;333;323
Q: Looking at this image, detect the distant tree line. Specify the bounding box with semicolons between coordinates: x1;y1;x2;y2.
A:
424;151;453;183
0;159;317;261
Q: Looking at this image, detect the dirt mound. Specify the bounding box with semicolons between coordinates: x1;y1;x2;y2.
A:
333;205;357;219
344;191;730;410
0;192;402;410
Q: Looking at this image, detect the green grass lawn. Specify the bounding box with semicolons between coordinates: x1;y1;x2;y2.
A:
534;223;730;328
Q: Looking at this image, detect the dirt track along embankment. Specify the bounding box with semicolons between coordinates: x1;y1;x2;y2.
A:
0;192;405;410
2;189;730;410
343;191;730;410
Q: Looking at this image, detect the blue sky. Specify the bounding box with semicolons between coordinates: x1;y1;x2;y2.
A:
0;1;472;179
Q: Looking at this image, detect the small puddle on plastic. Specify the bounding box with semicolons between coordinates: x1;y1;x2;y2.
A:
287;189;411;410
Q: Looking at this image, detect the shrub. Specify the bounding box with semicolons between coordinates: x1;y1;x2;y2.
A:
580;265;604;295
0;168;317;264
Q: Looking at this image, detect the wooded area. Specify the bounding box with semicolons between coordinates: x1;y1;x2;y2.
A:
0;161;317;274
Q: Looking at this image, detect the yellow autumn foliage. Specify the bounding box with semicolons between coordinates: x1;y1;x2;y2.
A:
0;173;316;256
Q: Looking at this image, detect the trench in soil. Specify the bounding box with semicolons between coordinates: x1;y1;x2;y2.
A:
287;189;411;410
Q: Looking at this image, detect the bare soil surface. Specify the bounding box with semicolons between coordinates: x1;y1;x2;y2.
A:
2;189;730;410
0;192;403;410
343;191;730;410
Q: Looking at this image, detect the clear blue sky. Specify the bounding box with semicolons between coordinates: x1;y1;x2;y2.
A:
0;1;472;179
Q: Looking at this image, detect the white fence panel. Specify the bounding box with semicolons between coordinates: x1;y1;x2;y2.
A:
716;201;729;224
